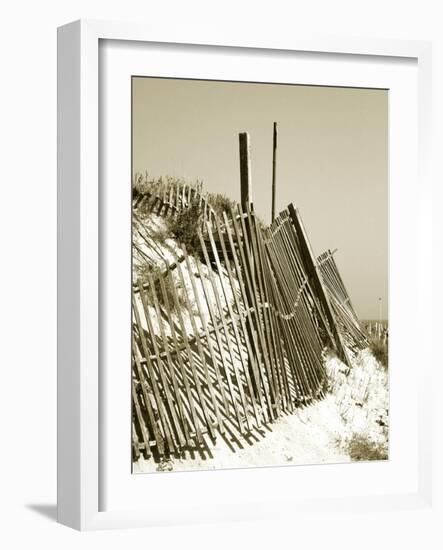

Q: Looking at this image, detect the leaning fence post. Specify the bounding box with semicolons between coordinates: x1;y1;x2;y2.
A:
288;203;350;366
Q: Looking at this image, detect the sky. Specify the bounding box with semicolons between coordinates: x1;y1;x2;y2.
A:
132;77;388;321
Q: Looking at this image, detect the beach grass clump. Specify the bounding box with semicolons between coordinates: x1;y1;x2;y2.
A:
346;435;388;462
369;338;388;369
206;192;236;219
134;173;180;196
165;199;202;254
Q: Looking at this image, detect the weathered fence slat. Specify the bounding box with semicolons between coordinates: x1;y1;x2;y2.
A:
132;294;176;452
132;342;165;455
211;216;262;428
147;271;192;446
198;228;249;434
137;284;186;448
221;211;269;421
196;242;252;434
287;203;349;364
181;246;227;435
247;206;283;414
169;263;217;441
237;205;278;411
230;205;276;420
158;272;204;445
132;381;151;458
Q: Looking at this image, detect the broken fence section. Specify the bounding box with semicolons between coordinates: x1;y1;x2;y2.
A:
317;249;368;354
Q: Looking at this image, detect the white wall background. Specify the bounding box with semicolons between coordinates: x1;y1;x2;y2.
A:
0;1;441;548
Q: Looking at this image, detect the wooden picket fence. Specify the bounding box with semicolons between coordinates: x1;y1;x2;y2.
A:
133;178;218;233
317;250;368;356
131;186;366;460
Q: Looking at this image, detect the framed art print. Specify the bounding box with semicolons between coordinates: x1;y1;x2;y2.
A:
57;20;433;530
130;76;388;474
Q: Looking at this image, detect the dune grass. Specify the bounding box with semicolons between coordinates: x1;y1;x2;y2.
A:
369;338;388;369
346;435;388;461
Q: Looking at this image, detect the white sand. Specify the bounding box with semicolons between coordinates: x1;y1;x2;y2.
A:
133;348;388;474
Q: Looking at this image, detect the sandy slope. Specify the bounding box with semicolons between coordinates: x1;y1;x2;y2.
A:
133;350;388;474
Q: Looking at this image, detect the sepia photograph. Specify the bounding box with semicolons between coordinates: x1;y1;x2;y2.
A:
131;77;389;474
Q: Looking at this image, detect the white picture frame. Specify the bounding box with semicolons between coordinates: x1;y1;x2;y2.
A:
57;19;433;531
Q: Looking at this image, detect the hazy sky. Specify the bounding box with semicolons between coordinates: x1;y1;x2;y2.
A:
133;77;388;320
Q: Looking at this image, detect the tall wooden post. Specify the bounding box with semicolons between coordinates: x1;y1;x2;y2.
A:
239;132;258;398
239;132;251;209
271;122;277;223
